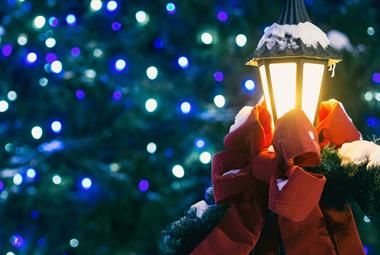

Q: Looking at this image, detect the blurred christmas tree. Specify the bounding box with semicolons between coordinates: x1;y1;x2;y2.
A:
0;0;379;254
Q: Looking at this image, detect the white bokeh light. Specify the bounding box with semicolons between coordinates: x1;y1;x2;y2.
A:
90;0;103;11
45;37;56;48
146;66;158;80
235;34;247;47
244;80;256;91
69;238;79;248
31;126;43;140
178;56;189;68
145;98;158;112
26;168;37;178
17;34;28;46
51;60;63;73
115;59;126;71
33;16;46;29
180;102;191;114
213;95;226;108
52;175;62;185
26;52;38;63
106;0;118;11
172;165;185;178
13;173;23;185
146;142;157;154
7;91;17;101
81;178;92;189
200;152;212;164
201;32;213;45
135;11;149;25
51;121;62;133
0;100;9;112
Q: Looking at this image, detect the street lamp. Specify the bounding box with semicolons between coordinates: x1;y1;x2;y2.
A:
246;0;341;124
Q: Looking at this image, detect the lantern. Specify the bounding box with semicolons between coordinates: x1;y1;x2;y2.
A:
246;0;341;124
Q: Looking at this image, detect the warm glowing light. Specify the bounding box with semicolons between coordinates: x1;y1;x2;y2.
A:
269;63;297;119
259;66;273;117
31;126;43;139
302;63;325;123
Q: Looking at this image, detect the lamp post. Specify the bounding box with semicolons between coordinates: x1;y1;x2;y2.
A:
246;0;341;124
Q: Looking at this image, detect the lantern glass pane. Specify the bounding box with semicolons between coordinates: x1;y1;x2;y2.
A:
269;63;297;119
302;63;325;123
259;65;273;118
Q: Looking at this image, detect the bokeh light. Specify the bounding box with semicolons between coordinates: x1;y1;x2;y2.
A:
66;14;76;25
69;238;79;248
31;126;43;140
81;177;92;189
145;98;158;112
213;95;226;108
180;101;191;114
26;168;37;179
0;100;9;112
147;142;157;154
178;56;189;69
166;2;176;14
115;59;127;71
51;121;62;133
201;32;213;45
146;66;158;80
172;165;185;178
90;0;103;11
106;0;118;11
136;11;149;25
235;34;247;47
138;180;150;192
13;173;23;185
33;16;46;29
199;152;212;164
52;175;62;185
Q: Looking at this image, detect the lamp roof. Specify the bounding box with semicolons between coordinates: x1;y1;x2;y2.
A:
246;0;341;66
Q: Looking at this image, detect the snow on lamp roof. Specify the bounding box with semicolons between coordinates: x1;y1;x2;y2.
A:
246;0;341;66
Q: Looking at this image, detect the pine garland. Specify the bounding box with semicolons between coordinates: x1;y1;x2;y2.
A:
160;147;380;254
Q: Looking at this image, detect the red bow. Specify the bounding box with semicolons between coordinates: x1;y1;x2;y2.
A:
191;100;364;255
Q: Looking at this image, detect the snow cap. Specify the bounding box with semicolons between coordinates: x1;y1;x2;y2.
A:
246;0;341;66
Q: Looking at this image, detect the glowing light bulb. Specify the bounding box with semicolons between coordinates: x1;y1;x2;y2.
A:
81;177;92;189
51;121;62;133
178;56;189;69
145;98;158;112
17;34;28;46
172;164;185;178
33;16;46;29
235;34;247;47
26;168;36;178
146;142;157;154
146;66;158;80
106;0;118;11
13;173;23;185
7;91;17;101
0;100;9;112
31;126;43;140
66;14;76;25
201;32;213;45
115;59;127;71
50;60;62;73
52;175;62;185
90;0;103;11
214;95;226;108
135;11;149;25
180;101;191;114
45;37;56;48
200;152;212;164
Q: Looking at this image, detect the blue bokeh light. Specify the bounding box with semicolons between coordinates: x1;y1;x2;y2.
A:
195;138;205;148
372;73;380;84
51;120;62;133
66;14;76;25
166;2;176;14
243;79;256;92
